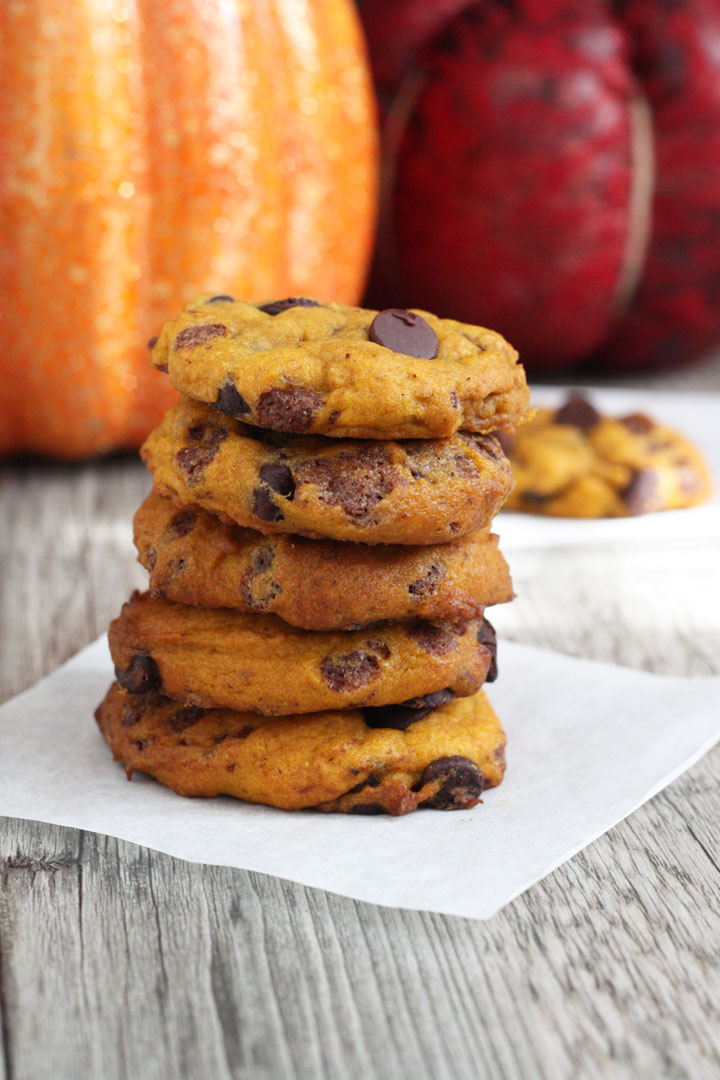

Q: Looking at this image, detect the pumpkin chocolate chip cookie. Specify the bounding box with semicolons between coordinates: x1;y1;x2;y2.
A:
141;395;514;545
134;490;513;630
95;682;506;814
149;295;529;439
504;393;713;517
108;592;497;715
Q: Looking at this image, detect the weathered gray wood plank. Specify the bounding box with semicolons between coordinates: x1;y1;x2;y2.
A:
1;457;719;1080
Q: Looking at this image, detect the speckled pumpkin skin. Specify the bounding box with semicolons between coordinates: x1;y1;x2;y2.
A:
0;0;377;458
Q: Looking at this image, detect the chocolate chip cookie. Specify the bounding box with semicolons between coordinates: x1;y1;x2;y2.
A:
109;591;497;715
95;682;506;814
149;295;529;439
134;490;513;630
504;393;713;517
141;395;514;545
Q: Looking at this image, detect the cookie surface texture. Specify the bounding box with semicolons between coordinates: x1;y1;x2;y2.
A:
150;295;529;439
95;683;506;814
141;395;514;545
134;491;513;629
109;592;496;715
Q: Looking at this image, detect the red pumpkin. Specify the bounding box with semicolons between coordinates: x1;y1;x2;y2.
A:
360;0;720;373
0;0;377;458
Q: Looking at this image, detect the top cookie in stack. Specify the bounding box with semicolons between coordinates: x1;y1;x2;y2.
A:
149;295;528;440
96;298;528;815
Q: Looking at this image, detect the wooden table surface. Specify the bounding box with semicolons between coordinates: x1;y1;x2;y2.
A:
1;371;719;1080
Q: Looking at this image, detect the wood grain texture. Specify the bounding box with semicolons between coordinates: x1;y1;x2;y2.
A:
1;448;719;1080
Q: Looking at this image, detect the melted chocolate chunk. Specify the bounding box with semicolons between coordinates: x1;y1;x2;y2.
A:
294;446;397;522
215;381;251;417
207;294;235;303
620;412;655;435
170;509;197;538
624;469;660;514
408;563;444;597
175;323;227;349
369;308;439;360
240;547;282;611
349;804;384;815
115;653;160;694
252;487;284;522
420;756;485;810
255;386;322;433
363;688;454;731
476;619;498;682
554;393;601;431
259;462;295;497
169;705;203;733
258;297;320;316
147;336;158;350
521;491;552;507
406;621;458;656
320;651;380;693
175;428;228;485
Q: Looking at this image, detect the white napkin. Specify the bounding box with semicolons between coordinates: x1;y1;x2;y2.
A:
1;635;717;919
499;386;720;549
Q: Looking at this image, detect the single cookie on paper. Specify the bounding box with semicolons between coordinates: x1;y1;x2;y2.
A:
149;295;529;440
95;683;506;815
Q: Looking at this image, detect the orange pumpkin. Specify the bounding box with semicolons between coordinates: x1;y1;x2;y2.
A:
0;0;377;458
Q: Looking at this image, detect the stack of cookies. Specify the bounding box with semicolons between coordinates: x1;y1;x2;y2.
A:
96;298;528;815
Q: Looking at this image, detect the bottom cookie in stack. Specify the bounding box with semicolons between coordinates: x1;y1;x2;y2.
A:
95;683;505;815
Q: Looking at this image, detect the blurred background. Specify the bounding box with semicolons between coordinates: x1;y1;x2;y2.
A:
2;0;719;461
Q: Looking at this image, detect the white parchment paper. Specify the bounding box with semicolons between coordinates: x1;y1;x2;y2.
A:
499;386;720;549
1;635;718;919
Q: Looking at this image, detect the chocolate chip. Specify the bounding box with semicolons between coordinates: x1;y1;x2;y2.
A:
175;323;227;349
624;469;660;514
258;298;320;316
476;619;498;682
147;336;158;349
521;491;551;506
121;699;147;727
259;462;295;497
320;651;380;693
406;621;458;656
450;391;459;409
169;705;203;733
420;756;485;810
363;688;454;731
170;509;197;537
187;425;204;441
464;432;505;461
252;487;284;522
620;412;655;435
294;446;397;522
240;547;282;611
349;804;384;815
215;381;251;417
365;638;390;660
408;563;444;598
369;308;438;360
554;393;601;431
115;654;160;694
255;386;322;433
207;294;235;303
176;428;228;484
